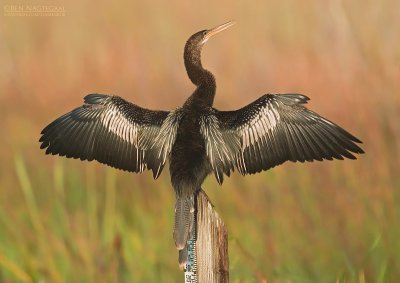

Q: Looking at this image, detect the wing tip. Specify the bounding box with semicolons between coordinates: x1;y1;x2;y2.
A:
152;164;164;179
83;93;111;104
269;93;310;105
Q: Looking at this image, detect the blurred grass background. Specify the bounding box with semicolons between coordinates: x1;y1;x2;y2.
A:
1;0;399;282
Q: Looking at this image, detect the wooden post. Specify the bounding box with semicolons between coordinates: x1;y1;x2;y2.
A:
184;189;229;282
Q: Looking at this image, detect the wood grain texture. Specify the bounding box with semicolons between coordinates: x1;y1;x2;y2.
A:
196;190;229;283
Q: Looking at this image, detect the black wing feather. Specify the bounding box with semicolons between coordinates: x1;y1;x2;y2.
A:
40;93;180;177
208;93;364;177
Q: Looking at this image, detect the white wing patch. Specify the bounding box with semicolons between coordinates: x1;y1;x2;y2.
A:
238;100;280;151
101;104;140;146
151;109;183;164
235;98;281;174
200;114;239;184
143;108;183;178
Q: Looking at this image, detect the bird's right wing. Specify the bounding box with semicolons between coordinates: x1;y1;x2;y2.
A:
40;93;183;178
203;93;364;181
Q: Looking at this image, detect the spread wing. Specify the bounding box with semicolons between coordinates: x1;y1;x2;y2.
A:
39;93;182;178
202;93;364;181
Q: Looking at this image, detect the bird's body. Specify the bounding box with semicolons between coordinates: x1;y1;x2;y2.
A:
39;21;364;267
170;122;206;250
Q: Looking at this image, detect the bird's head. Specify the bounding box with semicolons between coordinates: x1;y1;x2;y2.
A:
186;21;235;49
201;21;235;45
184;21;235;87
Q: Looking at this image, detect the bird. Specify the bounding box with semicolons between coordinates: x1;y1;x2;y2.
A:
39;21;364;267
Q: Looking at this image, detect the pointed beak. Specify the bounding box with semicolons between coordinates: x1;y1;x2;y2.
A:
202;21;235;44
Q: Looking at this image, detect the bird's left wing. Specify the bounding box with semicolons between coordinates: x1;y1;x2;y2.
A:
202;93;364;183
40;93;182;178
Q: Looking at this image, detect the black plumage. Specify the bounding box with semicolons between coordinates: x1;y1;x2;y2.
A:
39;21;364;267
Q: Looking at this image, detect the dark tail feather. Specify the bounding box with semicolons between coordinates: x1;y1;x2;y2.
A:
173;195;194;251
178;248;188;269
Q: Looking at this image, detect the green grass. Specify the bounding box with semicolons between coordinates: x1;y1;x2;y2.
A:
1;0;400;282
1;153;398;282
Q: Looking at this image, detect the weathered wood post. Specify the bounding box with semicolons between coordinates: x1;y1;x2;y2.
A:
183;189;229;283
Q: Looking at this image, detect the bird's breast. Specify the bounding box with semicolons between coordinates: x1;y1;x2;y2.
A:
169;112;211;186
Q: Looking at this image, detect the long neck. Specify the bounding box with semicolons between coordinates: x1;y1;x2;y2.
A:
184;42;216;106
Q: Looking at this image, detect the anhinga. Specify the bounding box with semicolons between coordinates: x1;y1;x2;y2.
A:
39;21;364;266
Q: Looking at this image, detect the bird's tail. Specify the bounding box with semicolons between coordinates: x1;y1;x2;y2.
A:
173;194;195;267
